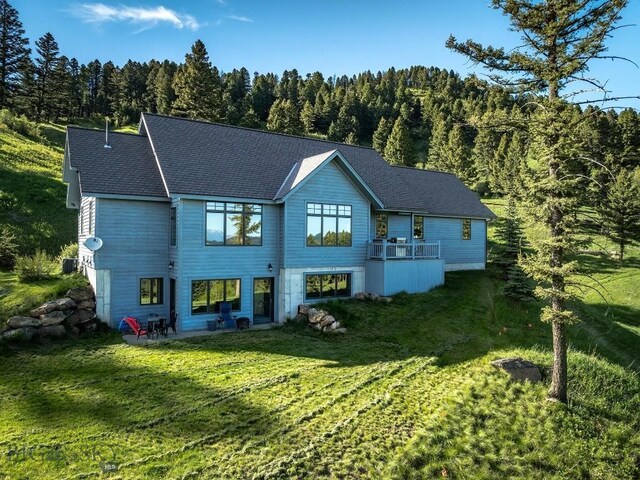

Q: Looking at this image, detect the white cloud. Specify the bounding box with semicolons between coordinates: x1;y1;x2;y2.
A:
225;14;253;23
216;0;228;6
74;3;201;31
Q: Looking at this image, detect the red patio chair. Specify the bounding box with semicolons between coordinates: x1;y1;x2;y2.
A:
123;316;147;340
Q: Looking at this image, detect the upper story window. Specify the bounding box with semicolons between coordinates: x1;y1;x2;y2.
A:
206;202;262;246
375;213;388;238
413;216;424;240
170;207;177;246
462;219;471;240
306;203;352;246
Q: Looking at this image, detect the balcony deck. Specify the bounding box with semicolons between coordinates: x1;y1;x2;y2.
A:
367;240;440;260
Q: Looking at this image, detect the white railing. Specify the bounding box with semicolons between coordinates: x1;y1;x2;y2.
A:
367;240;440;260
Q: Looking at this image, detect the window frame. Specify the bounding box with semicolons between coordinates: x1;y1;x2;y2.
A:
462;218;471;240
205;202;262;246
88;200;94;235
306;202;352;247
140;277;164;305
375;213;388;239
170;206;177;246
413;215;424;240
304;273;352;300
191;278;241;315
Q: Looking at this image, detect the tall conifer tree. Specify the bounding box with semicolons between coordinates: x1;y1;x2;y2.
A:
448;0;629;403
0;0;29;108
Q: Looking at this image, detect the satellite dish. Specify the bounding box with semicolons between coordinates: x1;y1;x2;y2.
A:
84;237;103;251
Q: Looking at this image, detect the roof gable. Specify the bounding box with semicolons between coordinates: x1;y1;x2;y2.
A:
274;150;384;208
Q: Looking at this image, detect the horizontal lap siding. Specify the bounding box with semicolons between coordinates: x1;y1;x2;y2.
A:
95;199;169;326
285;161;370;269
78;196;95;268
176;200;280;331
425;218;486;265
387;214;411;239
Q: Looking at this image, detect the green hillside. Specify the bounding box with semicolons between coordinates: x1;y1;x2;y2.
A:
0;119;75;255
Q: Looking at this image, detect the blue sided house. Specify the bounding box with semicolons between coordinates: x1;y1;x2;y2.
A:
63;113;496;331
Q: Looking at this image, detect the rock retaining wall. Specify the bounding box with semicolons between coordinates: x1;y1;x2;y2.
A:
1;286;97;342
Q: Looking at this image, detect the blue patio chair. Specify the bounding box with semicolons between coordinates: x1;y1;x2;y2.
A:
218;302;236;329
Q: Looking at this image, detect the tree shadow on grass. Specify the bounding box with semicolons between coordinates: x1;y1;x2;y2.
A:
0;341;281;476
152;271;640;374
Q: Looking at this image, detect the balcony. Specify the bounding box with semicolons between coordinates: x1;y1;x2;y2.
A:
367;240;440;260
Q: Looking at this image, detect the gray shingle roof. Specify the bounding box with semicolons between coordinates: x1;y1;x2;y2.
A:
67;126;167;198
385;167;497;219
65;114;495;219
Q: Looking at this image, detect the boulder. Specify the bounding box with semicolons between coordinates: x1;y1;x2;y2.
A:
379;296;393;303
320;315;336;327
65;309;96;326
7;316;41;328
80;322;98;333
308;309;326;324
30;301;58;318
66;287;94;302
37;325;67;339
2;327;37;341
369;293;380;301
329;320;342;330
55;297;76;311
354;292;367;301
312;323;323;331
292;314;307;323
76;300;96;311
39;310;69;326
67;326;80;336
298;304;310;316
491;357;542;382
331;328;347;334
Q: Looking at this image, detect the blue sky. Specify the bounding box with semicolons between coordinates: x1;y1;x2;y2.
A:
14;0;640;108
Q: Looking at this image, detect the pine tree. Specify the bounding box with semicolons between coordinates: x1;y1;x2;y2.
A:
443;124;474;184
154;61;177;115
598;168;640;261
0;0;29;109
448;0;628;403
372;116;392;154
383;117;415;166
34;32;60;121
172;40;221;121
266;98;302;135
300;100;315;134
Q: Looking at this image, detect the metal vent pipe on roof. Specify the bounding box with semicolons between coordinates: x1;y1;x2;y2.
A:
104;118;111;149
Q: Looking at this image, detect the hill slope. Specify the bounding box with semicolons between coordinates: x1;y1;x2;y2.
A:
0;121;75;255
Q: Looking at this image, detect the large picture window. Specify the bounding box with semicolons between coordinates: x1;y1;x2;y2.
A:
413;215;424;240
206;202;262;246
375;213;388;238
306;203;351;246
305;273;352;299
140;278;163;305
191;279;241;314
462;219;471;240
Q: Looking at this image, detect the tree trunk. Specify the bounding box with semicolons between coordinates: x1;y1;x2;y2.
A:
619;242;625;262
548;318;568;403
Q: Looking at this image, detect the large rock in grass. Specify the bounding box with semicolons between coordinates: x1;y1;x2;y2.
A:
76;300;96;311
55;297;76;311
298;304;310;316
65;309;96;326
2;327;37;341
66;287;94;302
7;316;41;328
30;301;58;318
37;325;67;339
39;310;69;326
320;315;335;327
308;309;326;324
491;357;542;382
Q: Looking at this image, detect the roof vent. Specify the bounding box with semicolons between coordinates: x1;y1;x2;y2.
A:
104;118;111;149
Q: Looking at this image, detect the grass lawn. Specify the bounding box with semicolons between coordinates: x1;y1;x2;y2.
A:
1;260;638;478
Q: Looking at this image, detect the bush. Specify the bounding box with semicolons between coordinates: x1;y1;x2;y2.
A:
58;242;79;261
0;226;19;269
14;249;57;281
0;109;40;138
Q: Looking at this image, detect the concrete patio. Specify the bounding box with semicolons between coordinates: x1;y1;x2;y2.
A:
122;322;276;345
